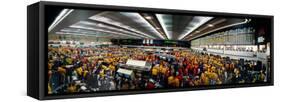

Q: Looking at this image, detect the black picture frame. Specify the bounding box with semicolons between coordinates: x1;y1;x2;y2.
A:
27;1;274;100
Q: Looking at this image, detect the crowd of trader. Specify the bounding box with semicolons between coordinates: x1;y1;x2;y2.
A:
48;46;268;94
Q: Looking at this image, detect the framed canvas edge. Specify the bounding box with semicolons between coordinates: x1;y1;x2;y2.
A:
35;1;274;100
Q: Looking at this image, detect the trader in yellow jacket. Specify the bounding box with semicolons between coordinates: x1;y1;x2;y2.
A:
168;75;174;86
76;67;83;76
152;65;159;76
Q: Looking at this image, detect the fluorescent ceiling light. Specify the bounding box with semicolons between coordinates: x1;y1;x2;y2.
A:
75;21;147;38
178;16;213;40
69;25;139;39
120;12;165;39
56;32;97;36
156;14;172;39
191;19;226;35
207;24;214;27
145;16;153;19
60;28;97;35
48;9;74;32
89;14;156;39
56;32;113;38
189;19;249;40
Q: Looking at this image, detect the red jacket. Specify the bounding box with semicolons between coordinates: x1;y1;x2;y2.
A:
193;64;198;75
146;82;155;89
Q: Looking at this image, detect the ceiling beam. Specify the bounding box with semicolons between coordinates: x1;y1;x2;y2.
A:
155;14;172;40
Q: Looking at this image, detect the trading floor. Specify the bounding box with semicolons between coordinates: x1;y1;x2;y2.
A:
47;9;271;94
48;44;269;94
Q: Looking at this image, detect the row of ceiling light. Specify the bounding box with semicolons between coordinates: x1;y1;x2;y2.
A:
185;18;251;40
143;15;167;39
49;9;222;41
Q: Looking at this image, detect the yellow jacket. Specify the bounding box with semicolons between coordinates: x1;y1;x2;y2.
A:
168;76;174;85
76;67;83;76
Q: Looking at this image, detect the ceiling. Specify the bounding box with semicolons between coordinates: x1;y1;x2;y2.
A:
48;9;247;41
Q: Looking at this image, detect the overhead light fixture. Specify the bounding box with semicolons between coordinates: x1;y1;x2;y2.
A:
145;16;153;19
207;24;214;27
188;18;250;40
74;21;148;38
156;14;172;39
69;25;141;39
55;32;97;36
246;19;251;23
48;9;74;32
193;19;226;33
120;12;165;39
196;30;201;33
178;16;213;40
89;14;157;39
97;23;102;26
